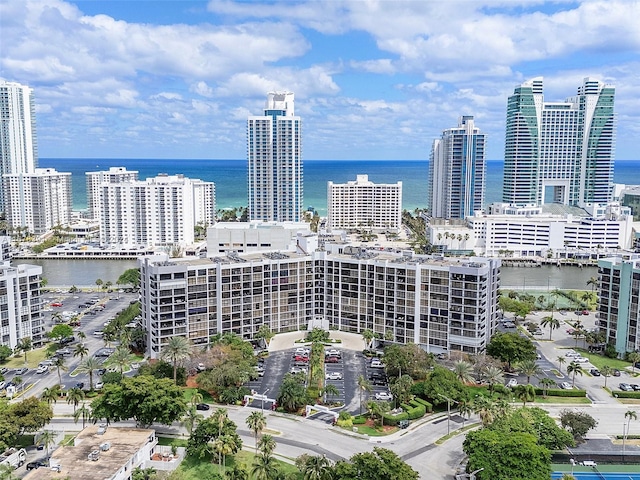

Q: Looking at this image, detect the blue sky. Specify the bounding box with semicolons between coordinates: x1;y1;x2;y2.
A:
1;0;639;160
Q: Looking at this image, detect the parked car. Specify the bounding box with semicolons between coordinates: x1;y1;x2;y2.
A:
97;368;107;376
371;377;387;386
590;369;601;376
374;391;393;401
574;357;590;363
294;355;309;362
14;367;28;375
75;382;85;389
632;384;640;392
50;302;63;307
325;356;339;363
196;403;210;411
561;382;573;390
26;461;48;470
95;381;104;389
0;381;5;390
619;383;633;391
325;349;341;357
325;372;343;380
36;365;49;374
565;351;580;357
582;310;589;315
0;367;8;374
398;419;410;429
613;369;622;377
290;366;307;375
573;311;583;315
506;378;518;388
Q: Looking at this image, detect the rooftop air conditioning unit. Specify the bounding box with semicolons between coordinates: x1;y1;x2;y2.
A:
99;442;111;451
88;450;100;461
97;423;107;435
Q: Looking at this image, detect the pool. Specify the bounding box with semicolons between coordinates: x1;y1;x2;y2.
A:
552;474;640;479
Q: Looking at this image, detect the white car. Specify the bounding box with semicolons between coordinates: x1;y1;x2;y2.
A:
374;391;393;401
573;357;590;363
506;378;518;388
36;365;49;374
325;372;343;380
94;381;104;389
561;382;573;390
565;351;580;358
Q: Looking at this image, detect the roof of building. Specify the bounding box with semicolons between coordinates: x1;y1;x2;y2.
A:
540;203;589;217
24;425;155;480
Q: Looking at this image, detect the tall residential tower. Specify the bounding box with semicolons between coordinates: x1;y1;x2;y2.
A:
0;81;38;213
247;92;302;222
502;77;615;207
428;116;486;219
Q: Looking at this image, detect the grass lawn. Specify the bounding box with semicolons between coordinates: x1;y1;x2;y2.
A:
183;387;215;404
573;348;632;371
2;347;50;369
533;396;591;404
157;436;188;447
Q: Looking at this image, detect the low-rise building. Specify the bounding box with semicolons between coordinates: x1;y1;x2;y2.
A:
24;425;157;480
139;247;500;358
206;221;310;255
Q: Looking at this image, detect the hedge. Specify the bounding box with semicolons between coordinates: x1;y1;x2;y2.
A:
382;411;409;426
614;391;640;399
412;397;433;413
534;388;587;397
401;399;427;420
352;415;367;425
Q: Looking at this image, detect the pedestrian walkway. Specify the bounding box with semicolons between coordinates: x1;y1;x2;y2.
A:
268;330;365;352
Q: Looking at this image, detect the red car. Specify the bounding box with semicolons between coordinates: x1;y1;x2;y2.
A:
293;355;309;362
325;356;339;363
50;302;63;307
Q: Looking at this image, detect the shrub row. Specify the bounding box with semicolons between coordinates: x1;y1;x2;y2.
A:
534;387;587;397
412;397;433;413
382;411;409;426
614;391;640;399
352;415;367;425
401;399;427;420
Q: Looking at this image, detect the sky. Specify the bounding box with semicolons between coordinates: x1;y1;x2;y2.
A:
1;0;639;161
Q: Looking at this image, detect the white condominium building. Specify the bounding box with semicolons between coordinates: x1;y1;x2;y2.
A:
99;174;215;247
503;77;615;207
0;81;38;213
429;116;486;219
0;263;44;350
248;92;303;222
206;221;311;255
139;249;500;358
3;168;72;235
327;174;402;232
86;167;139;220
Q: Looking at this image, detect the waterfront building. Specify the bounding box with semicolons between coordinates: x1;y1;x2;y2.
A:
597;255;640;354
428;203;633;258
86;167;139;220
247;92;303;222
619;185;640;221
503;77;615;208
206;221;310;255
0;262;44;350
0;81;38;214
139;248;500;358
428;116;486;219
327;174;402;232
98;174;215;248
3;168;72;235
24;425;158;480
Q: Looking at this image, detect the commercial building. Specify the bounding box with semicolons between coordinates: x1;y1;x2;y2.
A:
24;425;158;480
428;116;486;219
2;168;72;235
206;221;311;255
327;174;402;232
503;77;615;208
0;81;38;213
98;174;215;247
247;92;303;222
0;262;44;350
597;256;640;354
86;167;139;220
139;248;500;358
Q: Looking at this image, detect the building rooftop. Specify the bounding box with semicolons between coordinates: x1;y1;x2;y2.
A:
540;203;590;217
24;425;155;480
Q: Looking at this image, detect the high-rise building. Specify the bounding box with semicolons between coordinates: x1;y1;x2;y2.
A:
86;167;139;220
3;168;72;235
428;116;486;219
327;174;403;232
0;81;38;213
247;92;302;222
98;174;215;247
503;77;616;207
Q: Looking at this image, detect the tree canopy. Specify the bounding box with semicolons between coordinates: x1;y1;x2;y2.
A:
117;268;141;288
48;324;74;344
410;366;466;405
486;332;537;369
90;375;186;427
333;447;419;480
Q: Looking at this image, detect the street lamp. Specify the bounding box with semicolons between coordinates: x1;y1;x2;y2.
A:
437;394;457;436
261;388;270;413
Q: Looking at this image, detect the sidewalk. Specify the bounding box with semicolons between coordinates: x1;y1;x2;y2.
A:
268;330;365;352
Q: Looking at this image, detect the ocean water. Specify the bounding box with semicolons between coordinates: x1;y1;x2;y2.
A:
39;158;640;216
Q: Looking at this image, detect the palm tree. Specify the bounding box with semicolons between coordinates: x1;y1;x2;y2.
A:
561;475;577;480
77;331;86;341
458;398;473;428
107;346;131;374
214;434;239;471
323;384;340;405
482;366;504;395
587;276;598;293
472;396;496;427
37;430;57;459
625;410;638;443
251;451;278;480
182;405;203;436
77;357;101;390
513;384;536;407
601;365;613;388
539;378;556;398
518;359;542;384
357;375;372;415
557;356;567;372
301;455;333;480
453;360;475;384
41;385;62;404
16;337;32;364
73;403;92;429
541;316;561;340
66;387;85;414
73;343;89;361
566;361;584;387
225;464;249;480
161;336;192;383
629;352;640;374
361;328;375;349
53;356;67;386
246;411;267;455
258;434;276;457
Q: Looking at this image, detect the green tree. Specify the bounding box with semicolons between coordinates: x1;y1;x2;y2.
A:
37;430;58;458
625;410;637;444
107;346;132;374
182;405;203;436
300;454;333;480
15;337;32;364
77;356;101;390
566;361;584;388
53;356;67;386
486;332;537;370
66;387;85;414
246;411;267;455
73;343;89;361
41;385;62;404
518;359;542;384
0;345;12;362
323;383;340;404
560;409;597;441
361;328;375;349
333;447;418;480
255;324;275;348
539;377;556;398
557;356;567;371
389;374;414;406
482;366;504;395
161;336;192;384
48;324;74;345
8;397;53;434
251;451;279;480
600;365;612;388
513;384;536;407
453;360;475;384
357;375;372;415
629;352;640;374
413;366;465;405
117;268;141;288
73;403;92;429
540;316;560;341
90;375;187;427
277;373;308;413
132;467;158;480
187;411;242;460
586;276;598;293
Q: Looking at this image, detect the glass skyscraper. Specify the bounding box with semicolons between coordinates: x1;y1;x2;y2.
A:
247;92;302;222
503;77;616;207
428;116;486;219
